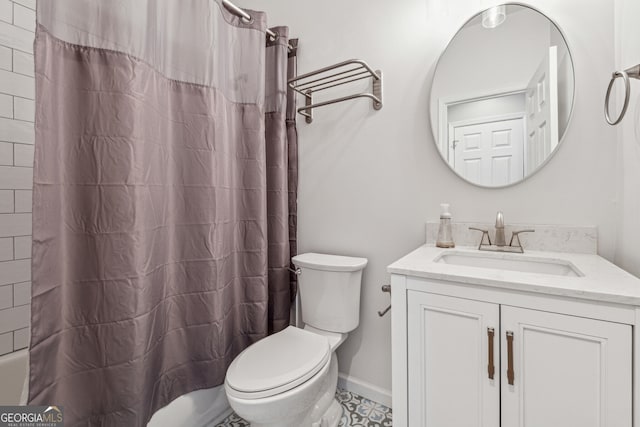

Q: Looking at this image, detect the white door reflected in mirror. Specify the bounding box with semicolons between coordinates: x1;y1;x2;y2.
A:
452;116;524;186
431;4;574;188
525;46;559;174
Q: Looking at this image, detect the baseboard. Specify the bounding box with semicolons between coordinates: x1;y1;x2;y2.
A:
337;373;392;408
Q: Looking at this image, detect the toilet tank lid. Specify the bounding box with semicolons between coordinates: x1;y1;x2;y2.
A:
292;253;368;272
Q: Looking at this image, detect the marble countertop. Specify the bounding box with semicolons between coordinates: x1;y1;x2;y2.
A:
387;245;640;306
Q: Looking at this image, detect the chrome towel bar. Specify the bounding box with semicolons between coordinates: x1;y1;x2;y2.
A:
605;64;640;125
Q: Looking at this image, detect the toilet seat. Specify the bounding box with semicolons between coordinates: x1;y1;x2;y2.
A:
225;326;331;400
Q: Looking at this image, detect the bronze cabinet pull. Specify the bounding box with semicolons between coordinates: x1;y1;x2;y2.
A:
506;331;515;385
487;327;495;380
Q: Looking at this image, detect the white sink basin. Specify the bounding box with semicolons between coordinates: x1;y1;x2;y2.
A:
434;251;583;277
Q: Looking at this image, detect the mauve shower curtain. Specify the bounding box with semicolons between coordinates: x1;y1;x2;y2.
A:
29;1;297;425
265;29;298;333
286;41;300;309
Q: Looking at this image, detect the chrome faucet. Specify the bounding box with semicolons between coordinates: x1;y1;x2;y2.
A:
494;211;506;247
469;212;535;253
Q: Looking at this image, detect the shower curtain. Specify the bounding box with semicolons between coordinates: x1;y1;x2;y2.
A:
266;29;299;333
29;1;297;425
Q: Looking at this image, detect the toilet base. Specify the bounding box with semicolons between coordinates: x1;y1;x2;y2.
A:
314;399;343;427
308;352;342;427
233;352;343;427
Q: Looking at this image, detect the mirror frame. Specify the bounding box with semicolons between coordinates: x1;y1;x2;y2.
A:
430;2;576;189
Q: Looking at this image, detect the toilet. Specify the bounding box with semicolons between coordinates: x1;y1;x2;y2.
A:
224;253;368;427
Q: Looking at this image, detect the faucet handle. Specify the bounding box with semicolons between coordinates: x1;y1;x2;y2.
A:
469;227;492;248
509;229;535;250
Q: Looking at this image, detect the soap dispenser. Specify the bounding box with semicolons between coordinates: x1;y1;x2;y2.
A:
436;203;455;248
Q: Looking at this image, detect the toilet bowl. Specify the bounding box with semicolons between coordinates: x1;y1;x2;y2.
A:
224;253;367;427
225;326;344;427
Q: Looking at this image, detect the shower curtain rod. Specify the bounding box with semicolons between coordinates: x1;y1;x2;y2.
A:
221;0;293;51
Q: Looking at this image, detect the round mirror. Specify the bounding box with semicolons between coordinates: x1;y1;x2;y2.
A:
430;4;575;188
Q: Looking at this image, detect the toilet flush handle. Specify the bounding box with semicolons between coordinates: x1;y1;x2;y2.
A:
288;267;301;275
378;284;391;317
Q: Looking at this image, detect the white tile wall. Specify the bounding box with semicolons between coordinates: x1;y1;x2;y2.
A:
0;284;10;309
13;280;29;305
0;259;30;286
0;189;12;212
0;166;32;189
13;235;29;258
0;213;30;237
0;45;10;70
0;331;12;355
12;50;31;76
0;69;33;98
13;142;32;166
0;20;33;53
0;116;34;143
13;326;27;349
13;96;33;119
0;237;11;260
12;0;34;10
0;304;29;333
0;141;11;165
0;1;11;24
14;189;30;211
0;93;11;117
12;4;33;32
0;0;33;353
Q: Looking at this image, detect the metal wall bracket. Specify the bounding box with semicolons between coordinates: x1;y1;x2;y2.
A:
377;284;391;317
288;59;383;124
301;90;313;124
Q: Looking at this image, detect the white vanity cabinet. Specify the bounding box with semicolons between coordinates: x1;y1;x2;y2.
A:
389;246;640;427
406;288;631;427
407;292;500;426
501;305;631;427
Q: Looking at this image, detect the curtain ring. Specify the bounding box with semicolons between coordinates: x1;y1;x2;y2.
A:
269;31;279;43
605;70;630;125
241;16;254;25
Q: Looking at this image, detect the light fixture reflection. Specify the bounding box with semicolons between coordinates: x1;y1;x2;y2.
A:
482;5;506;29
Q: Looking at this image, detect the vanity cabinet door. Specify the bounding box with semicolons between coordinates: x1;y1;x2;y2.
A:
500;306;632;427
407;291;500;427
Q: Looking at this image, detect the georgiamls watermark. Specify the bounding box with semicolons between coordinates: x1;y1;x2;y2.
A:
0;406;63;427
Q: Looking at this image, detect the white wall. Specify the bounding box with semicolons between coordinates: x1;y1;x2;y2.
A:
447;93;526;123
614;0;640;277
430;6;550;129
551;23;573;137
236;0;618;397
0;0;34;356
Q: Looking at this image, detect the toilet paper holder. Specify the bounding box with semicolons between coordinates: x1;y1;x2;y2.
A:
377;284;391;317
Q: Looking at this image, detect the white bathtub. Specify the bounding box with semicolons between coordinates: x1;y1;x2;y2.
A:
0;349;230;426
0;349;28;405
148;385;232;427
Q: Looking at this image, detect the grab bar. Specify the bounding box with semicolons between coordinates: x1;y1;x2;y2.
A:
605;64;640;125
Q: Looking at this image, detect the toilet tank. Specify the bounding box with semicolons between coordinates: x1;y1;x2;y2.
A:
292;253;368;333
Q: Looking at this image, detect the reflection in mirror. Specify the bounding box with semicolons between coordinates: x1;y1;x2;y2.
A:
430;4;574;187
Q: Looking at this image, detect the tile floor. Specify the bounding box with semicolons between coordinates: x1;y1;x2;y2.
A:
214;388;393;426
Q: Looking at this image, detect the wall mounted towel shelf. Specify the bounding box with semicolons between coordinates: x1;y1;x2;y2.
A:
288;59;383;123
